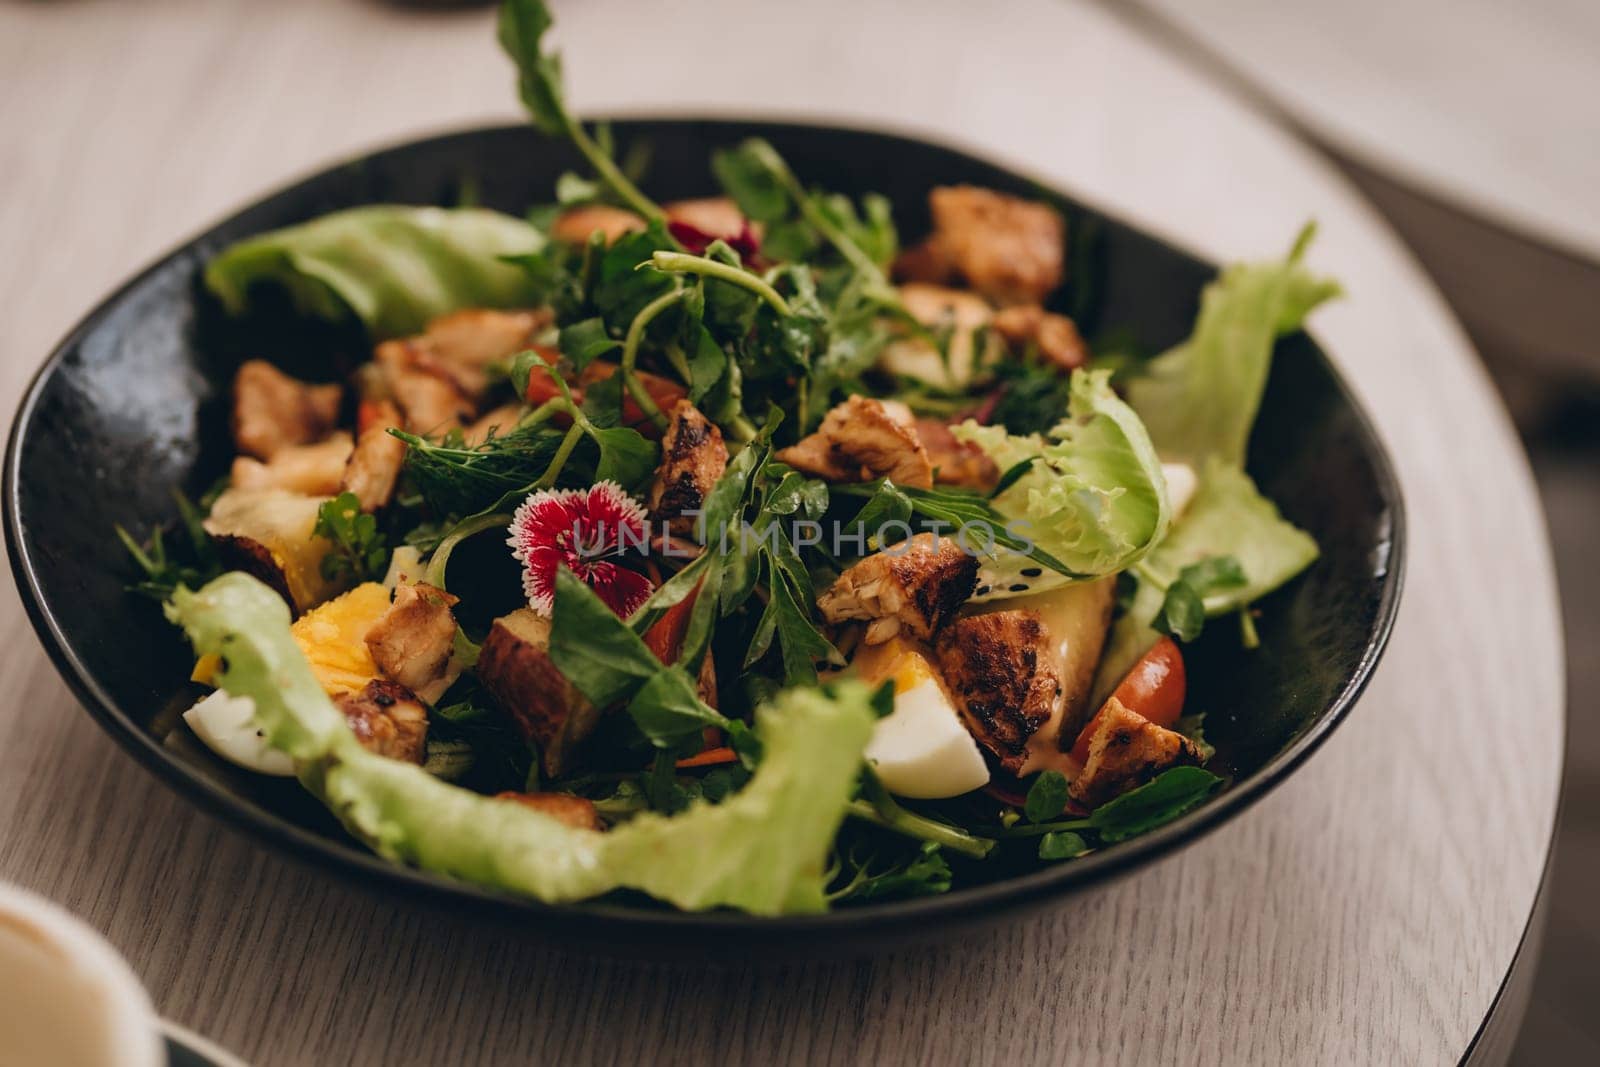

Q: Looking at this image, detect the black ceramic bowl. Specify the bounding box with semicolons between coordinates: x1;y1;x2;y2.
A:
5;121;1403;956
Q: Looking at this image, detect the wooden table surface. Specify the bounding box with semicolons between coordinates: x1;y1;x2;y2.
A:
0;1;1566;1064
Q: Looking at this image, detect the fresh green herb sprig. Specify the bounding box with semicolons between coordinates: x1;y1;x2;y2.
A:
313;492;389;583
498;0;665;223
1010;766;1224;847
827;838;953;903
115;489;222;600
847;772;995;859
1149;555;1248;642
833;479;1076;578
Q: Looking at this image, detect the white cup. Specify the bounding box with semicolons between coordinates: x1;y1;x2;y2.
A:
0;883;165;1067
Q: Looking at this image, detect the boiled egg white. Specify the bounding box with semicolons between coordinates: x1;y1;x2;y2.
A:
853;638;990;799
182;689;294;777
1161;461;1198;519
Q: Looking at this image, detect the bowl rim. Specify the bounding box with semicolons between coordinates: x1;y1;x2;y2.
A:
3;117;1406;938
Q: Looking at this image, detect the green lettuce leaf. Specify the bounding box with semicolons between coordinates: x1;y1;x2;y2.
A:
955;368;1170;598
165;573;875;914
204;205;547;339
1125;225;1340;467
1091;458;1319;701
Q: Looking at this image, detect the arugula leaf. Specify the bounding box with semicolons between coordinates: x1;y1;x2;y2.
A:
1088;766;1223;842
549;568;726;746
1024;770;1070;823
497;0;663;221
711;143;791;223
1126;224;1340;466
313;492;388;582
204;206;546;338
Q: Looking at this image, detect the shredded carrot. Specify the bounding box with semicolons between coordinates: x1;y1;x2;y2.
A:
675;746;737;769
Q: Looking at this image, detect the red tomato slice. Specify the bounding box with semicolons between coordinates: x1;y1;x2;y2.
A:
1070;637;1186;763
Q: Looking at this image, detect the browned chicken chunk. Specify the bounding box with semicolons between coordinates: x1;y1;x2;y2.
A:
334;679;428;763
817;532;978;644
915;418;1000;491
364;582;460;700
462;403;525;447
232;360;342;460
550;204;645;246
341;401;407;512
1069;697;1202;808
647;400;728;536
477;608;599;776
230;433;353;496
775;396;934;489
417;308;548;399
993;304;1089;372
936;611;1060;775
495;791;604;831
895;187;1065;306
374;338;474;435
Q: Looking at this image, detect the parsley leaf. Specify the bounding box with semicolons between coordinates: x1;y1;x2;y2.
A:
314;492;388;582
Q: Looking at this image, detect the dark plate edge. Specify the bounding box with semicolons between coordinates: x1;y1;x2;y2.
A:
3;118;1408;942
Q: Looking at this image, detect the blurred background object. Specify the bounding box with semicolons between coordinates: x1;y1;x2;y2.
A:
1105;1;1599;1059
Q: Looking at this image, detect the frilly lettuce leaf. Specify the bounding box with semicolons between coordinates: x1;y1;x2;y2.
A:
1125;224;1341;467
165;573;875;914
955;368;1170;599
1091;458;1319;702
204;206;547;339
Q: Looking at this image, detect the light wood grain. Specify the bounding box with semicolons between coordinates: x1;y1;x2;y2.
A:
0;1;1564;1065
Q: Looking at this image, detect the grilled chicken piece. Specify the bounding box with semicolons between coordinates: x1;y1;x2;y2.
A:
342;401;407;512
551;204;645;246
364;582;461;702
462;403;525;447
230;432;353;496
817;533;979;644
232;360;342;460
993;304;1089;372
1069;697;1202;808
915;418;999;491
775;396;934;489
935;610;1059;775
664;197;758;242
920;186;1065;306
417;309;548;399
647;400;728;536
878;283;1000;390
374;338;474;435
477;608;599;777
334;679;428;763
495;791;604;831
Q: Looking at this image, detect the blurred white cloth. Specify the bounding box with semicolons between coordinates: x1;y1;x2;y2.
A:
1143;0;1600;259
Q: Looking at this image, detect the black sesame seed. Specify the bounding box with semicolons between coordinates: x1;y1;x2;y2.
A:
975;585;990;596
1009;583;1029;592
1020;567;1042;577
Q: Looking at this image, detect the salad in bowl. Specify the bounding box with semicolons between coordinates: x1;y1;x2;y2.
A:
120;0;1337;916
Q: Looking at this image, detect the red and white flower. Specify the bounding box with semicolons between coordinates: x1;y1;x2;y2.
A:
506;481;653;618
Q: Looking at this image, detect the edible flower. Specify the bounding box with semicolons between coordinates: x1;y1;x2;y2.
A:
507;481;652;617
